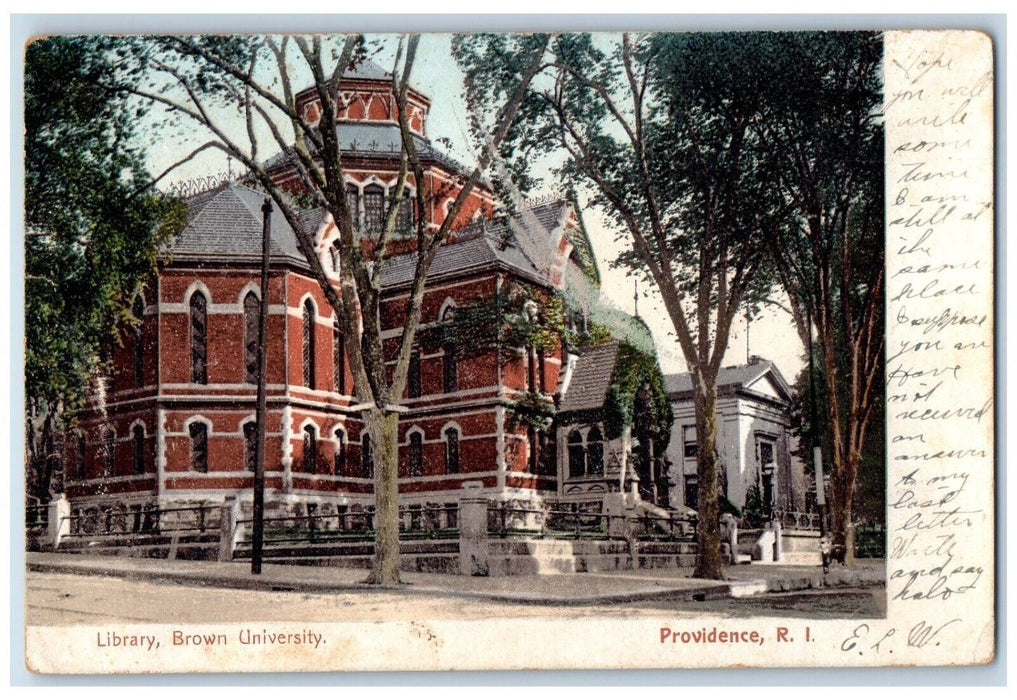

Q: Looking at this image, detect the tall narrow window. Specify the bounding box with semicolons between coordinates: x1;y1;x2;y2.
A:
333;324;346;394
362;434;374;478
442;306;457;394
409;431;423;477
243;291;260;384
396;195;413;235
243;421;258;472
328;241;340;274
537;348;546;392
303;424;318;473
189;422;208;473
444;427;460;474
132;295;145;388
586;426;604;476
408;347;421;398
76;433;87;480
363;184;385;235
334;428;346;475
131;424;145;475
103;427;116;477
568;429;585;478
302;299;316;388
189;292;208;384
345;184;360;230
527;427;539;473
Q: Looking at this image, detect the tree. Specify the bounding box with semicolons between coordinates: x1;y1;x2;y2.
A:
116;33;549;583
454;33;783;579
24;36;185;503
753;32;884;558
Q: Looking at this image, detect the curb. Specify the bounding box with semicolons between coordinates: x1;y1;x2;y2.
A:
27;558;885;606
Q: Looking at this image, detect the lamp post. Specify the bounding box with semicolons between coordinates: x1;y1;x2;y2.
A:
251;197;272;574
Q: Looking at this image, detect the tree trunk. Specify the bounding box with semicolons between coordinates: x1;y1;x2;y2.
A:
366;408;402;584
692;377;724;580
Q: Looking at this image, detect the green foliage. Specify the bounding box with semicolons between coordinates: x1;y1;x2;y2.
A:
601;341;671;451
741;476;768;528
25;36;186;415
505;391;556;432
418;282;575;363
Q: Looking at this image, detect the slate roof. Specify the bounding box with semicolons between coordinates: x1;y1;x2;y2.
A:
558;340;621;414
665;359;792;403
377;227;540;289
377;200;572;289
341;58;392;81
262;122;467;175
163;183;321;267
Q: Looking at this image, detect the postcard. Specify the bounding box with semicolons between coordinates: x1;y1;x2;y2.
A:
20;27;994;673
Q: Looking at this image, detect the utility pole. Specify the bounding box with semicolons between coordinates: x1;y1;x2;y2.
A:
251;198;272;574
806;301;826;539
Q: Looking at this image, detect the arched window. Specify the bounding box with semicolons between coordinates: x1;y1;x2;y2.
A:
132;295;145;388
131;424;145;475
442;306;457;394
345;184;360;230
586;426;604;476
102;427;116;477
189;292;208;384
362;434;374;478
444;427;460;474
363;184;385;235
243;291;260;384
243;421;258;472
188;422;208;473
333;323;346;394
333;428;346;475
408;346;421;399
302;424;318;473
396;195;414;235
568;429;586;478
302;299;316;389
409;431;423;477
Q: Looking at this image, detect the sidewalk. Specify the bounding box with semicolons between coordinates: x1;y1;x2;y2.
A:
26;552;885;605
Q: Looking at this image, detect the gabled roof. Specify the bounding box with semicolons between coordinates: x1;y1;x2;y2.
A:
558;341;621;413
665;359;792;405
164;182;322;267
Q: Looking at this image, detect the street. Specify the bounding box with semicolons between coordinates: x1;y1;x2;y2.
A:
26;571;885;625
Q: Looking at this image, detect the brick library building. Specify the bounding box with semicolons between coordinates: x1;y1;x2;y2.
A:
63;60;673;525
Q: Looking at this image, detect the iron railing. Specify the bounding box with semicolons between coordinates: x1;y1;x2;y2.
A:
236;503;460;546
63;504;218;538
486;503;697;542
772;509;821;531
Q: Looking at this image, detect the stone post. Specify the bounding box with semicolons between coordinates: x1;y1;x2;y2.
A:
48;494;70;550
602;492;629;539
458;486;490;576
772;520;783;563
219;497;242;562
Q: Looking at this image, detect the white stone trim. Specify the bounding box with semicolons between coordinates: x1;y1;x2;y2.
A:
237;282;262;304
182;280;213;306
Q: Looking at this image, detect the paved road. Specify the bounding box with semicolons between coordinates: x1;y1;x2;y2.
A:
26;571;885;626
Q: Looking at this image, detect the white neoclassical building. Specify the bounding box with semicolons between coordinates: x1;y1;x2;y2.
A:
665;357;799;514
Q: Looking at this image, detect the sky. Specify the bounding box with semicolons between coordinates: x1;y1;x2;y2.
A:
144;32;806;384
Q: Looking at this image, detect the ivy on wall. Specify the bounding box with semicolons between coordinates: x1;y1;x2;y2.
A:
602;340;672;452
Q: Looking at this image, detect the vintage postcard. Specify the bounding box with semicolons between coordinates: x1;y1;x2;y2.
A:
19;27;994;673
